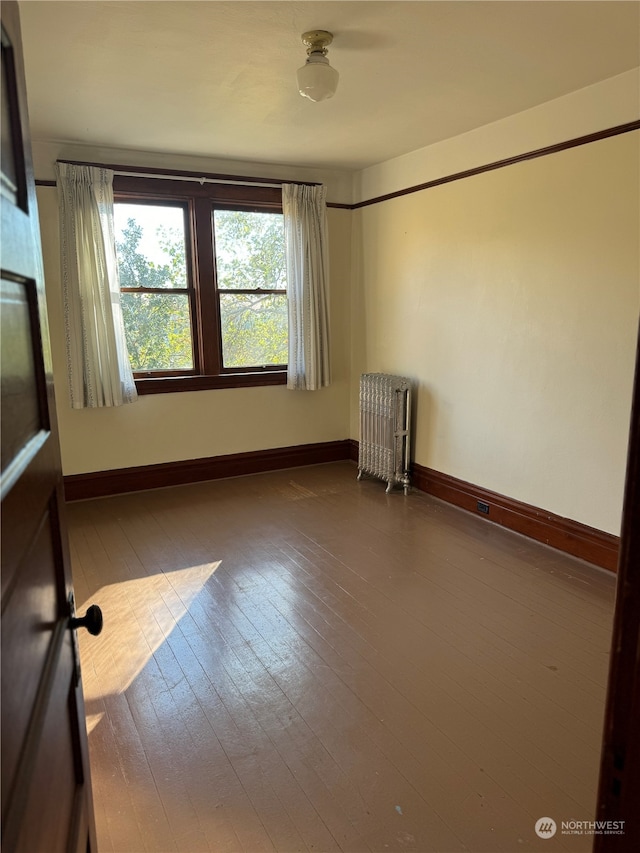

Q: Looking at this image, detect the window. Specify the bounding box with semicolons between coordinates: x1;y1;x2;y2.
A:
113;176;287;393
214;209;287;369
114;201;194;372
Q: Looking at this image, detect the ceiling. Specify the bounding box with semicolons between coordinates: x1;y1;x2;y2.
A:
19;1;640;172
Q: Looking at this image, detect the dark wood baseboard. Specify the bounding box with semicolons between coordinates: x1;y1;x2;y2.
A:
351;438;618;571
411;462;619;572
66;438;620;571
64;440;352;501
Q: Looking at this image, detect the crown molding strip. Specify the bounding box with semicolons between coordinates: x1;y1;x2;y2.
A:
352;120;640;210
36;120;639;206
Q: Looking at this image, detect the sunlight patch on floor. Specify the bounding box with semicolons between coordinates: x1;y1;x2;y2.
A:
77;562;220;699
85;712;104;735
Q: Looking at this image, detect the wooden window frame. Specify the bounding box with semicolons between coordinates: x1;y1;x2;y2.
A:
113;175;287;394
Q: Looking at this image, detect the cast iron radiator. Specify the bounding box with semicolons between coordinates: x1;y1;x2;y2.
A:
357;373;412;495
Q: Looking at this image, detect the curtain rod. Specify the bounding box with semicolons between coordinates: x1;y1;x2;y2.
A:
55;159;322;188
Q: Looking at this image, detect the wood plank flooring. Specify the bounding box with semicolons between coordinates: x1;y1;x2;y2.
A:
66;462;616;853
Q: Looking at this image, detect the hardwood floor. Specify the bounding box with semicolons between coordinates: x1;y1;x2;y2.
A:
67;462;616;853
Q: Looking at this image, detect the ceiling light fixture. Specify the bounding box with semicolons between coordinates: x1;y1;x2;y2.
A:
297;30;339;102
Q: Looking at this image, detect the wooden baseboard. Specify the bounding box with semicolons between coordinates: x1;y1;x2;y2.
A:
66;438;619;571
350;438;618;571
63;440;352;501
411;462;619;572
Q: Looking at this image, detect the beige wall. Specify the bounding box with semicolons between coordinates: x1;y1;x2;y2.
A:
36;183;352;475
351;131;639;535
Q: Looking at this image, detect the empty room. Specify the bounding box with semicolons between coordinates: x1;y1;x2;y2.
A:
1;1;639;852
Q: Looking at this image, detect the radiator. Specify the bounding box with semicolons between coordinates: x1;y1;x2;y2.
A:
357;373;412;495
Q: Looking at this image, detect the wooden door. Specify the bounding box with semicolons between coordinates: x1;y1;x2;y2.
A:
595;325;640;851
1;3;98;851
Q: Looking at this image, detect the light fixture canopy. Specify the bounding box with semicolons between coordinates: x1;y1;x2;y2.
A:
297;30;339;102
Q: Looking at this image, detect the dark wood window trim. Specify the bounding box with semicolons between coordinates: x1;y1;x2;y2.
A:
133;371;286;395
113;175;287;394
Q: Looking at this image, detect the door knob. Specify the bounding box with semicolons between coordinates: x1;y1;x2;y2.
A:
70;604;103;636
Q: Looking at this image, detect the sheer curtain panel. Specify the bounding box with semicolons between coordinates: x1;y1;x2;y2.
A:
282;183;331;390
56;163;137;408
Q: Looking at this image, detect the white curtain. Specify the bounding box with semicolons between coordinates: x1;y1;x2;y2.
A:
282;183;331;390
56;163;137;408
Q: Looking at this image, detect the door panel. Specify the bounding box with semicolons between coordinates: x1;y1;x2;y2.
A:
14;638;79;853
1;275;48;471
1;3;98;851
0;23;27;212
1;437;55;601
1;506;64;811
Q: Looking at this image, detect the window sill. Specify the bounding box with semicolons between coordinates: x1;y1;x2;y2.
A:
134;371;287;395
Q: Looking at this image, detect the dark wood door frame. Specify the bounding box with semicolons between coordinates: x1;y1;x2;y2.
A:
595;322;640;851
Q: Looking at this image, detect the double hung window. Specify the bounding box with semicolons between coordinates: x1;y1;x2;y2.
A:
113;176;287;393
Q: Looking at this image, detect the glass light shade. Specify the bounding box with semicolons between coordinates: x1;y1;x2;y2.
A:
297;54;339;102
